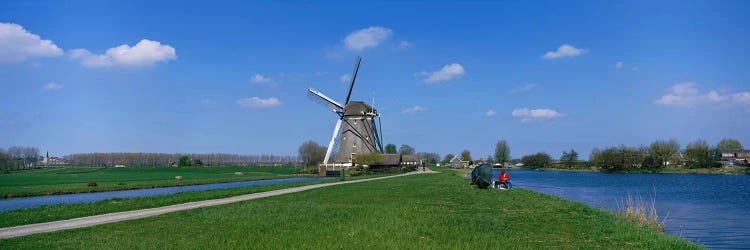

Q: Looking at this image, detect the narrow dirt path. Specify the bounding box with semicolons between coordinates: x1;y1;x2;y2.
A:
0;170;435;240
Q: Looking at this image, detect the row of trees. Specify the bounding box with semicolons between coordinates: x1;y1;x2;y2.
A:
65;152;301;167
0;146;41;172
588;138;744;170
514;138;744;170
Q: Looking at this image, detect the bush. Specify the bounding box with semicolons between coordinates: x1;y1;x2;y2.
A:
592;145;645;171
348;164;369;176
401;164;417;173
521;153;552;168
178;156;191;167
355;153;384;166
299;167;318;175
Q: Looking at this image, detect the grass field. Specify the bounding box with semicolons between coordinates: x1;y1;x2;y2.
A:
0;178;332;228
0;168;700;249
0;172;395;228
0;167;302;198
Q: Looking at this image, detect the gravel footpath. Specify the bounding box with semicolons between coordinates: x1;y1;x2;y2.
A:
0;170;434;240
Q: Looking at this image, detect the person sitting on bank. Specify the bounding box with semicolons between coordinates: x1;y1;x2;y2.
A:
497;170;511;188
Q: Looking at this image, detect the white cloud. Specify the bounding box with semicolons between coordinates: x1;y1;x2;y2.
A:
201;99;216;105
511;84;538;93
250;74;272;83
402;105;427;115
485;110;497;117
397;40;410;49
511;108;563;122
70;39;176;67
542;44;587;59
615;61;623;69
42;82;63;91
344;26;393;51
422;63;465;83
655;82;750;107
340;74;351;83
236;97;281;109
0;23;63;63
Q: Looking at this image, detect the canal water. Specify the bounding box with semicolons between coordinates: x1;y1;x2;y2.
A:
0;177;325;212
497;170;750;249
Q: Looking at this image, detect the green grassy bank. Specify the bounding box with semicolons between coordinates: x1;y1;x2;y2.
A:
0;167;302;198
1;168;700;249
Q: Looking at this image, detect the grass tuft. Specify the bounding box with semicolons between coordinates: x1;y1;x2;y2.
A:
617;192;667;232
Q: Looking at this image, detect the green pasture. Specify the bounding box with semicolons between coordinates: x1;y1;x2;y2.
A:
0;167;301;198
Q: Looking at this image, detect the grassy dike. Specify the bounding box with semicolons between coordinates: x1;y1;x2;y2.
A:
1;168;700;249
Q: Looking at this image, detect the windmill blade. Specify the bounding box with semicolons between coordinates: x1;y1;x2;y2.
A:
308;88;344;113
344;57;362;105
323;119;343;164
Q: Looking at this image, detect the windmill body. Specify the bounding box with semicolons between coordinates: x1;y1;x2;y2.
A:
308;57;383;165
334;101;381;163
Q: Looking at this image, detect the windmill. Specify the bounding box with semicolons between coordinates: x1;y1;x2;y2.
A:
308;57;384;165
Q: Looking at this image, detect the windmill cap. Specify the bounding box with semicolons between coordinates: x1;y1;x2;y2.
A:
343;101;377;116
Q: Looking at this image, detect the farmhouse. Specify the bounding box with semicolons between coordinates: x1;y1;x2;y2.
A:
401;155;420;166
449;156;468;169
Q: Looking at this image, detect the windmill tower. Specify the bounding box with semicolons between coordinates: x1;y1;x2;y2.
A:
308;57;383;165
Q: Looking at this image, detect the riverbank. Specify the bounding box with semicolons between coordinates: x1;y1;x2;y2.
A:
1;168;699;249
526;167;749;175
0;167;306;198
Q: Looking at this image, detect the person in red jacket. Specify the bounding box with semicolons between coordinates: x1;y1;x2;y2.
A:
497;170;511;189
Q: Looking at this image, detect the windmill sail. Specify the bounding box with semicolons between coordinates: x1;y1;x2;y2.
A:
344;57;362;105
308;88;344;113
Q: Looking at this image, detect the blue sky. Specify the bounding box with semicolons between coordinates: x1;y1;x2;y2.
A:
1;0;748;159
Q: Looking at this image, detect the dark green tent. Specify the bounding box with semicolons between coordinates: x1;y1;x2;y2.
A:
469;164;493;189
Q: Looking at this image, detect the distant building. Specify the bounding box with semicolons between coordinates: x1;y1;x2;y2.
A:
449;156;468;169
378;154;402;166
41;156;66;165
401;155;421;166
722;150;750;162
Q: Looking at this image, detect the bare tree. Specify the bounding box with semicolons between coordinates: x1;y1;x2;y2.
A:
298;141;326;166
399;144;415;155
494;140;511;164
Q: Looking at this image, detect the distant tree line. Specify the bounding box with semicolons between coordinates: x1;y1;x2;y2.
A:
588;138;744;171
417;152;440;165
0;146;40;172
65;152;301;167
515;138;745;170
